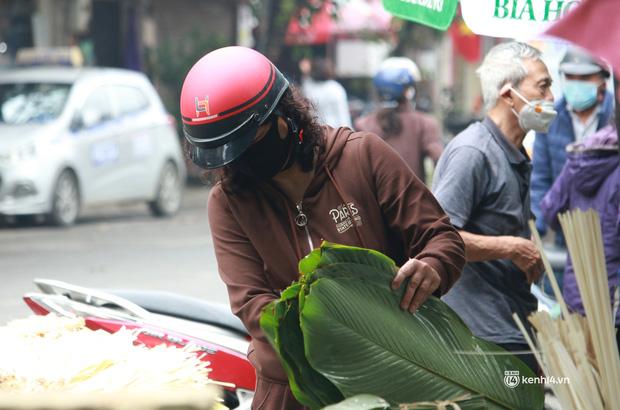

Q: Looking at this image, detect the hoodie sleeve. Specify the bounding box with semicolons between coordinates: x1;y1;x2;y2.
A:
359;133;465;294
207;186;275;343
540;164;571;232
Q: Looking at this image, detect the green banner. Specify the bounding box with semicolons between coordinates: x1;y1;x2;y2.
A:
382;0;458;30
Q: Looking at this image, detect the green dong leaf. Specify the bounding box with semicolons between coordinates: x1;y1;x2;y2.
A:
262;243;543;410
260;288;343;409
302;243;543;409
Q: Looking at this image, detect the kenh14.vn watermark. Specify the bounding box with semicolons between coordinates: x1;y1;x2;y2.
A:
504;370;570;388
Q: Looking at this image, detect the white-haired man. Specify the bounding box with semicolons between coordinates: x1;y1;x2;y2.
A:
432;42;555;373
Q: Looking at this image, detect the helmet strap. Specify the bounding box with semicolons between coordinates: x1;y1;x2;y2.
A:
269;113;303;173
270;108;304;170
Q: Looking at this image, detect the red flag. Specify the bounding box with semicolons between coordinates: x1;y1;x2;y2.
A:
545;0;620;75
449;17;481;63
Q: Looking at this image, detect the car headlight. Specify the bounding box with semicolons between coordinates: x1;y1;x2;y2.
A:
10;143;37;163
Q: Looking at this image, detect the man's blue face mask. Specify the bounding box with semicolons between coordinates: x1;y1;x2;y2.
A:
563;80;600;112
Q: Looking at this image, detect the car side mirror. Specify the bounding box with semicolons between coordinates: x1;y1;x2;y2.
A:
80;110;103;129
70;110;103;132
70;113;84;132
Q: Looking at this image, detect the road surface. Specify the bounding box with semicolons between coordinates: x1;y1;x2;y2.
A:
0;185;228;325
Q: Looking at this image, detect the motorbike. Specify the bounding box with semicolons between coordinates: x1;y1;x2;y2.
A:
22;278;256;410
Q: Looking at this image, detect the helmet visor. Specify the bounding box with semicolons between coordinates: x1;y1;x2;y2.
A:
185;121;260;169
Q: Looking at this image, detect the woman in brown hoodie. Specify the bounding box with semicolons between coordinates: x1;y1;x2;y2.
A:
180;46;465;410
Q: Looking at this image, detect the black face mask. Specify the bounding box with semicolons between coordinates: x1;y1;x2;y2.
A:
236;115;297;180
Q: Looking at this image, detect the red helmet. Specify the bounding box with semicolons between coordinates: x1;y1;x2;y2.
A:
180;46;289;169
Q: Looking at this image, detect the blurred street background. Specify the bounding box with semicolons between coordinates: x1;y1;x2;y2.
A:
0;185;225;324
0;0;493;323
0;0;502;149
0;0;585;322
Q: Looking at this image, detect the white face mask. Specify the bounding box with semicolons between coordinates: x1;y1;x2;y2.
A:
509;87;557;133
404;87;416;101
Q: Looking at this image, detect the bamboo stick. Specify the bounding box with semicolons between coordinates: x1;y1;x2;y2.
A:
559;210;620;409
529;220;569;318
518;211;620;410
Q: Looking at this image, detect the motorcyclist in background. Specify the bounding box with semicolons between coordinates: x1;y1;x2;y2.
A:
355;57;444;183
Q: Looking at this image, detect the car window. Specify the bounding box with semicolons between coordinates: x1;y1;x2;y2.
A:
0;83;71;125
110;85;150;116
81;87;114;127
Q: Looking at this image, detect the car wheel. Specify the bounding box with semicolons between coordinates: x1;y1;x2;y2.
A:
148;161;182;217
48;170;80;227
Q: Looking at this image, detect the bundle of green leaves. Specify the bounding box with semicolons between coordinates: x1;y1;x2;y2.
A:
260;242;544;410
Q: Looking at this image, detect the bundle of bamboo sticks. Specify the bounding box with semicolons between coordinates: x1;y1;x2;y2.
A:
515;210;620;410
0;315;224;409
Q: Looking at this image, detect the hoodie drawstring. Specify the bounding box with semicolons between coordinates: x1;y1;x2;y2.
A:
324;165;367;248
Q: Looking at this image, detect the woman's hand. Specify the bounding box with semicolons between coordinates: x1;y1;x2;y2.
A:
391;258;441;314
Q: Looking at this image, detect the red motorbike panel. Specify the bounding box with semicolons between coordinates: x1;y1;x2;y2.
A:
82;318;256;391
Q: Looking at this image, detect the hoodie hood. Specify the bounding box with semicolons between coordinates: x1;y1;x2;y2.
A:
565;125;619;196
305;126;354;197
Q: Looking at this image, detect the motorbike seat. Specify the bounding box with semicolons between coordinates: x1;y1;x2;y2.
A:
109;290;249;337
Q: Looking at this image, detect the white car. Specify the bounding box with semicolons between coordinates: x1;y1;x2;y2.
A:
0;66;186;226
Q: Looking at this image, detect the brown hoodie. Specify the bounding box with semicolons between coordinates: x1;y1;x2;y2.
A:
207;127;465;383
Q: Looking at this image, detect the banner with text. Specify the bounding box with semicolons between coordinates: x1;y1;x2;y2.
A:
461;0;581;39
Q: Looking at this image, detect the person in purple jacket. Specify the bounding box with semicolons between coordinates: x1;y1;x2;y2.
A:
540;125;620;346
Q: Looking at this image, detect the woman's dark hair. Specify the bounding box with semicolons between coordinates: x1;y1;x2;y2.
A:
310;58;334;82
377;97;407;138
207;84;325;194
